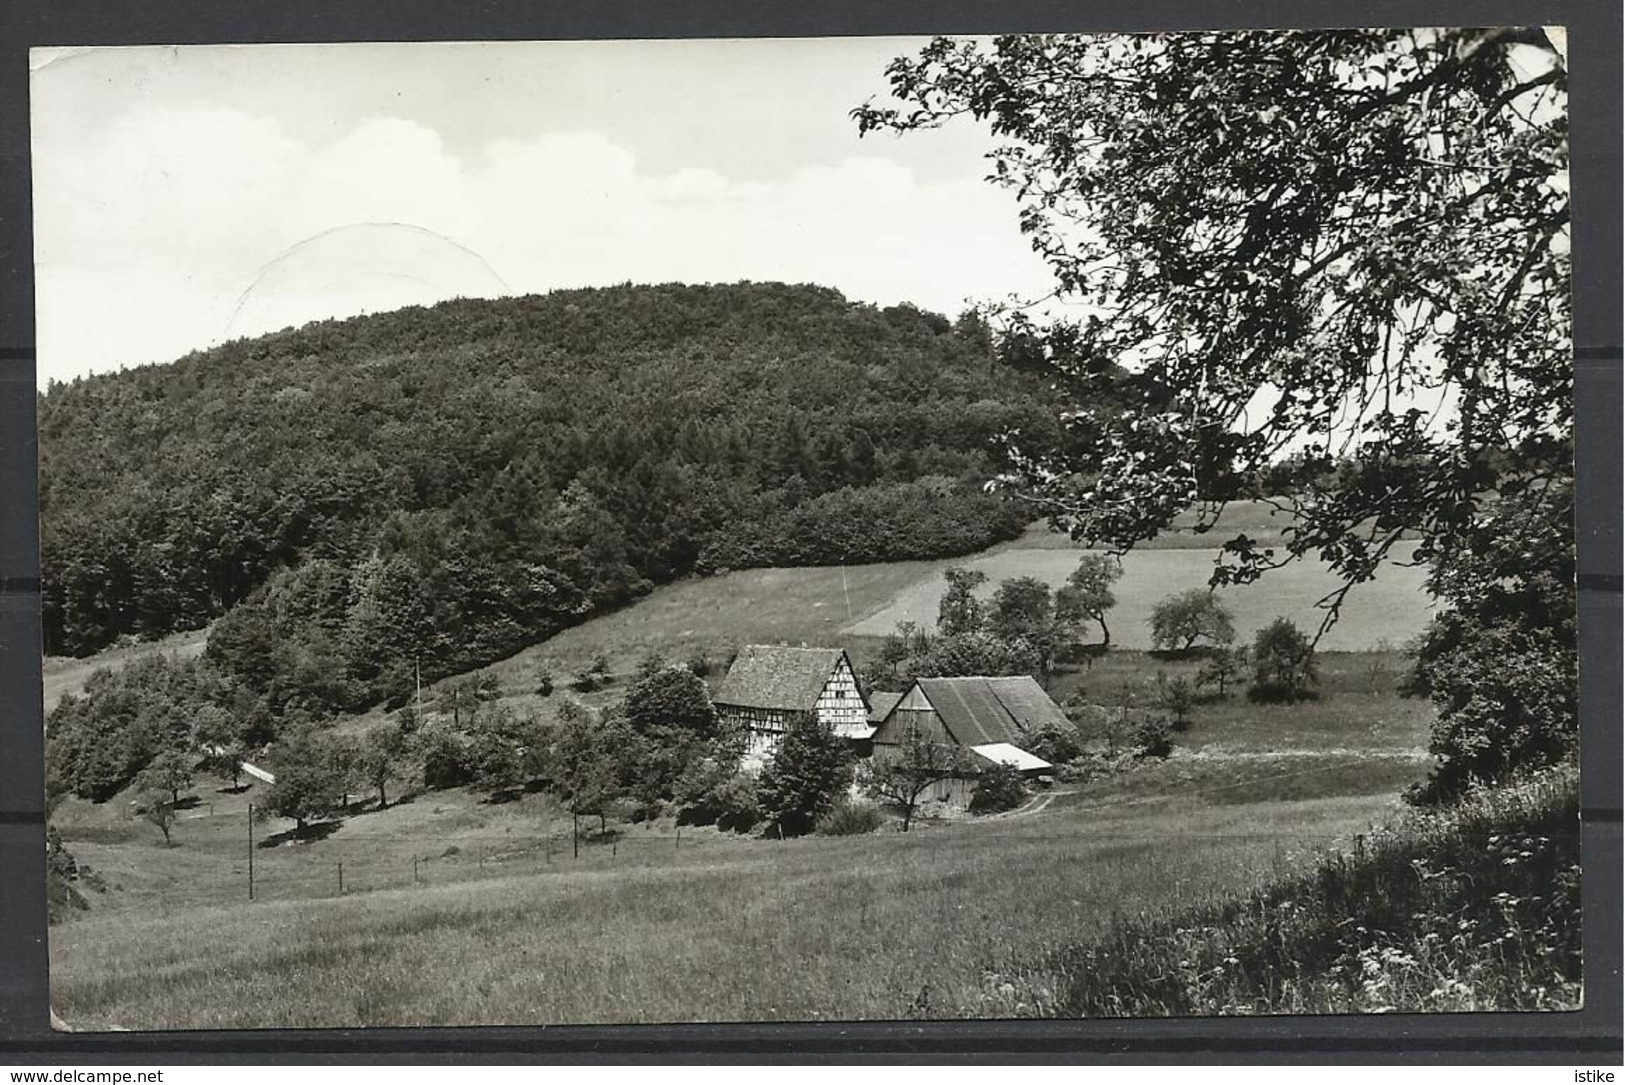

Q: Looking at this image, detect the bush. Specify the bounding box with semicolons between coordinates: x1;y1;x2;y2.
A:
1149;589;1235;652
570;670;599;693
1023;720;1083;765
1134;715;1174;760
420;729;476;790
816;800;886;836
1249;617;1319;703
1157;673;1196;730
675;762;761;832
969;761;1027;814
535;671;554;697
1405;619;1576;804
686;654;712;678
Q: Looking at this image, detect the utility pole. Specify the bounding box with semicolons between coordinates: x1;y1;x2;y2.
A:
247;802;255;901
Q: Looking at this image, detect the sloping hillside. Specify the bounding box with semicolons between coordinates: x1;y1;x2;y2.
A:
41;283;1068;720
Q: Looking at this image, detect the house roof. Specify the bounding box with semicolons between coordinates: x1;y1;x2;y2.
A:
867;690;903;725
970;742;1052;773
912;675;1069;747
713;645;851;712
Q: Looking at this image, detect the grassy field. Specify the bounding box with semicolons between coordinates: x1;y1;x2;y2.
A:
45;501;1460;1028
844;538;1432;650
40;501;1428;723
49;636;1437;1029
50;777;1407;1029
1022;766;1582;1016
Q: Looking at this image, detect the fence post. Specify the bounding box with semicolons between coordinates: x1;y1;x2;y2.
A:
675;826;680;852
338;861;343;895
413;856;419;884
611;836;617;861
247;802;255;901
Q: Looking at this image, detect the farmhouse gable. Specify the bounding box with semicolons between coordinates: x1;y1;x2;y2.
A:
714;644;872;768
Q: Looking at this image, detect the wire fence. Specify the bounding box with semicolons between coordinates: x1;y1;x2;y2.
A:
116;754;1411;907
222;815;742;904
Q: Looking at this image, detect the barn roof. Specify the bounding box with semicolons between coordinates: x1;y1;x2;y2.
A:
867;690;903;725
713;645;850;712
913;675;1068;747
982;676;1072;732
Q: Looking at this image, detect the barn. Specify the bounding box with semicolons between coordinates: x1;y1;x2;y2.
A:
868;675;1059;805
713;644;872;769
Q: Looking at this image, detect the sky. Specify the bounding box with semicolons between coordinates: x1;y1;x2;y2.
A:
30;38;1061;386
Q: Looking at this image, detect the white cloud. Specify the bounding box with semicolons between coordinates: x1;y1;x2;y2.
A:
33;103;1056;385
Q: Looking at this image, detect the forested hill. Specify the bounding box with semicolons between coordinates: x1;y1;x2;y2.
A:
40;281;1065;714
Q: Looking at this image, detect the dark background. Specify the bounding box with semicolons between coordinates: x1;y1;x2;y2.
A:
0;0;1618;1063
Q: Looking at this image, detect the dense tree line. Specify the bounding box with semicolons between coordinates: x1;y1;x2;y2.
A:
41;284;1066;755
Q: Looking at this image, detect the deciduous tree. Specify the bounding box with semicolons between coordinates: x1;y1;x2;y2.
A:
937;566;988;636
1067;554;1123;649
862;728;971;832
1250;617;1319;702
757;713;852;836
136;789;178;846
1149;589;1236;653
856;29;1573;797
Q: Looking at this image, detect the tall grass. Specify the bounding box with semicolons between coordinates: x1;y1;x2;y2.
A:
50;794;1389;1029
986;765;1581;1016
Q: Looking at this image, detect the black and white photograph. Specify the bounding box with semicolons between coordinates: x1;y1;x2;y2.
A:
32;28;1580;1030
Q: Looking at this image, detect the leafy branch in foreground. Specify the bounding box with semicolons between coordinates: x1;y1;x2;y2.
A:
857;29;1573;796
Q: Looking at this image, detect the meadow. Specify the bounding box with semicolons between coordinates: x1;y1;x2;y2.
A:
48;634;1441;1029
844;536;1432;651
46;504;1463;1028
50;771;1409;1029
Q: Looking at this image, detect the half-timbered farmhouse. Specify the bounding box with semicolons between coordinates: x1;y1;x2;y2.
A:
869;675;1059;805
713;645;871;770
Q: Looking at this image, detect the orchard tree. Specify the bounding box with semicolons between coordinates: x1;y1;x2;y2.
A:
358;722;411;808
139;749;195;807
1157;673;1197;729
550;702;621;844
1149;589;1236;652
1196;644;1248;699
907;631;1037;682
857;29;1573;796
863;729;971;832
262;758;344;834
136;789;178;846
1067;554;1123;648
1250;617;1320;702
